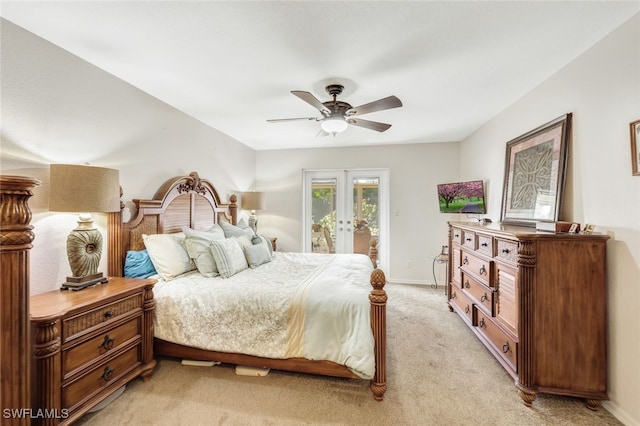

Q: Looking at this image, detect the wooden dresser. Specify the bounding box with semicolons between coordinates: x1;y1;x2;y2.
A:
447;221;610;410
30;277;156;425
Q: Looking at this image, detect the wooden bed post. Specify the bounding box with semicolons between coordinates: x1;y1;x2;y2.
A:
369;268;387;401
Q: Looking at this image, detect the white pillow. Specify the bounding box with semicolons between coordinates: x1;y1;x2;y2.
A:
209;238;249;278
220;221;254;238
142;233;195;280
182;224;225;241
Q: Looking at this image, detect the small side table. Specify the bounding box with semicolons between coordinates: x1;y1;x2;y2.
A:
432;253;449;290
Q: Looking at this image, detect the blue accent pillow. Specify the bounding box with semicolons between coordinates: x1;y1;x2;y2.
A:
124;249;157;278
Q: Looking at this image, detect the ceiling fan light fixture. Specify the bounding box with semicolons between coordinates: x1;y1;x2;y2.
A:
320;116;348;134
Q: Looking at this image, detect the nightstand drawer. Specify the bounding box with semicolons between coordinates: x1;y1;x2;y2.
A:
63;317;141;377
62;345;141;410
63;293;143;342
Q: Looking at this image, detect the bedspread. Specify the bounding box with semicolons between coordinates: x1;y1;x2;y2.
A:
153;252;376;379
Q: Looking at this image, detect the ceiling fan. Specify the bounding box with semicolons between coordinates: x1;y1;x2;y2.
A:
267;84;402;136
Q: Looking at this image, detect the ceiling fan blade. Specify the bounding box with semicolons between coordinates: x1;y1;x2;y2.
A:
291;91;331;116
316;128;330;137
267;117;319;123
346;95;402;117
348;118;392;132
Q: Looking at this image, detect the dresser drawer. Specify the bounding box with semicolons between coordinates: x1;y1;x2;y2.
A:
63;293;143;342
462;231;476;249
451;227;463;245
462;273;495;316
63;317;141;377
450;286;475;325
496;239;518;263
476;311;517;373
63;345;141;410
460;251;493;287
476;234;493;256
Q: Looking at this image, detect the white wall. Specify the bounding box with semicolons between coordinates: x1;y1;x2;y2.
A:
460;13;640;425
255;142;460;283
0;19;256;295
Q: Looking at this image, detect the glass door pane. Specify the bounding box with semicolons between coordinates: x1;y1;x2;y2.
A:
310;178;336;254
352;177;379;257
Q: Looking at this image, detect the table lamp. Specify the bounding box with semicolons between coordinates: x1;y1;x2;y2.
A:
49;164;120;290
242;191;265;233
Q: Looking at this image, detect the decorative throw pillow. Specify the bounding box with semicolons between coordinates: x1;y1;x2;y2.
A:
209;238;249;278
182;226;226;277
244;242;272;268
256;234;274;257
220;221;254;238
142;233;195;280
124;249;157;278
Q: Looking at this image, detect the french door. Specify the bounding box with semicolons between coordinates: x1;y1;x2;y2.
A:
302;169;389;271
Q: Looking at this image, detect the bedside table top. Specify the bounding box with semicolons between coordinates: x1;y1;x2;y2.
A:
30;277;156;320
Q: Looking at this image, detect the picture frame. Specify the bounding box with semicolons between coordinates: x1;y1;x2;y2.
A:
630;119;640;176
568;223;579;234
500;113;572;226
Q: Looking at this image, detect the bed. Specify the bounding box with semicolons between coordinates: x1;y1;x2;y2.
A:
108;172;388;400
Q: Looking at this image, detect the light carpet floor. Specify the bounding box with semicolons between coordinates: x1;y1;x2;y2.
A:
77;283;622;425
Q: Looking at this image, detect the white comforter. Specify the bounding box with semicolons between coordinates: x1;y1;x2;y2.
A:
153;252;376;379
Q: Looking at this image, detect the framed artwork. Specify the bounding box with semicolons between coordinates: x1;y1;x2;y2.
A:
500;113;572;226
631;119;640;176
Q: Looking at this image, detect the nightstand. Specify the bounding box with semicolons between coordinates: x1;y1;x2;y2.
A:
30;277;156;425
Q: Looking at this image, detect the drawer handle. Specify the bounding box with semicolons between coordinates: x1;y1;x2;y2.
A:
481;242;488;247
502;342;511;354
479;265;487;276
103;310;114;319
100;366;115;382
478;318;485;328
465;237;472;242
480;293;488;302
451;291;457;300
454;233;460;238
501;248;510;254
464;280;470;289
99;335;115;351
462;257;469;265
464;305;470;314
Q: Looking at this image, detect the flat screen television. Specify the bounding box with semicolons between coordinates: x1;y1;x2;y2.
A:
437;180;486;214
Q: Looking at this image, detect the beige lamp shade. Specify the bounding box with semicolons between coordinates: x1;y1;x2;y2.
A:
242;191;265;211
49;164;120;213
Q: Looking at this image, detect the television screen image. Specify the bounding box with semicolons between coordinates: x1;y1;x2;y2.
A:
437;180;486;214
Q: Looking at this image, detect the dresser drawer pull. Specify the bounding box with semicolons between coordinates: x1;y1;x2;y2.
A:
464;280;470;289
465;237;472;242
465;305;470;314
478;318;485;328
451;291;457;299
103;310;114;319
480;293;488;302
454;233;460;238
481;242;488;247
501;248;510;254
99;335;115;351
462;256;469;265
502;342;511;354
100;366;115;382
479;265;487;276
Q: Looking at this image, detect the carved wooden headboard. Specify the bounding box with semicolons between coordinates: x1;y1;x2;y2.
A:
109;171;237;277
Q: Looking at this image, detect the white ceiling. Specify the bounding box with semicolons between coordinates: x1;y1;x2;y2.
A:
2;1;639;151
